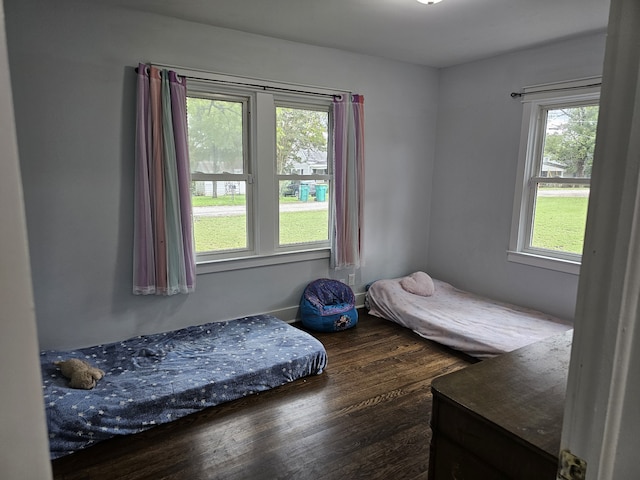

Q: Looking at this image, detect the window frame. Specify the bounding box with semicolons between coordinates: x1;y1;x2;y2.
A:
508;77;601;275
182;70;341;273
274;98;333;252
188;90;254;261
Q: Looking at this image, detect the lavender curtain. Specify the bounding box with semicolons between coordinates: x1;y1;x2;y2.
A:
332;94;365;269
133;64;195;295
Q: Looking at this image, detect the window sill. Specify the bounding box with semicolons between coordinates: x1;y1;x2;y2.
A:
507;250;581;275
196;248;331;275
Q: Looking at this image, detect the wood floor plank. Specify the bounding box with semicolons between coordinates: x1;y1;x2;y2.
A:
51;310;472;480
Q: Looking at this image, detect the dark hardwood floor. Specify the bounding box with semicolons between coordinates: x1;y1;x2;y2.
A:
51;310;473;480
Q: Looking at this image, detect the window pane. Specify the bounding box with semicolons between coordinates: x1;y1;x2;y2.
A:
192;181;247;252
541;105;598;179
276;105;330;247
188;96;248;255
279;180;329;245
187;97;244;174
531;185;590;254
276;107;328;175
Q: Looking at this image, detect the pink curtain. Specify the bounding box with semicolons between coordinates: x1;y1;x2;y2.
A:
332;94;365;269
133;64;195;295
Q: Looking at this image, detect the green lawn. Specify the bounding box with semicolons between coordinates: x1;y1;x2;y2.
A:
194;209;328;252
193;194;588;255
279;210;329;245
193;215;248;251
532;196;589;254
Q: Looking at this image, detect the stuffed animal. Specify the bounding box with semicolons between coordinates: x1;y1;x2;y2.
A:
54;358;105;390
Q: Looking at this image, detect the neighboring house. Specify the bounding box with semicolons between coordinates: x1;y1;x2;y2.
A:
290;149;327;175
541;158;566;178
192;161;246;196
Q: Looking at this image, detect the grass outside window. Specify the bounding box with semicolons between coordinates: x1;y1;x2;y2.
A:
192;192;589;256
531;191;589;254
193;202;328;252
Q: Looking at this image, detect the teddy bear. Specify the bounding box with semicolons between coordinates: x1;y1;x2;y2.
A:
54;358;105;390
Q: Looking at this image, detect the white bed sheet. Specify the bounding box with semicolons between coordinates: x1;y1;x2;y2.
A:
366;277;572;358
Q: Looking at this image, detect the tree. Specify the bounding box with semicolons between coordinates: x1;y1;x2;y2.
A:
276;107;328;174
187;100;329;193
187;97;244;197
543;105;599;178
187;97;243;174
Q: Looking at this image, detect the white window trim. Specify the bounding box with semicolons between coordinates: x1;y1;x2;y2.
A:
179;66;346;273
274;97;334;253
508;76;601;275
196;248;330;274
189;90;254;263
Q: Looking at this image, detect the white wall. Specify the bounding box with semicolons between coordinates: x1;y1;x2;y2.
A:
4;0;439;350
430;33;607;320
0;0;52;477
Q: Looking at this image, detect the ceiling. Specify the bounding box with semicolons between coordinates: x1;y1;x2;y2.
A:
101;0;611;68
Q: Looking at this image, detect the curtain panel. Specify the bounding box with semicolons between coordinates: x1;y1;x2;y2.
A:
133;64;195;295
332;94;365;269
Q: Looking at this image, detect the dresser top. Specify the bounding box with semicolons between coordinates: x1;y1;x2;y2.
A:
431;330;572;456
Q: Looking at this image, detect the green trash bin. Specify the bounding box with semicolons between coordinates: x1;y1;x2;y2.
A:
315;184;328;202
299;184;310;202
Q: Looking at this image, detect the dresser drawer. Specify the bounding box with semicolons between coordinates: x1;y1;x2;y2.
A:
431;435;509;480
431;395;558;480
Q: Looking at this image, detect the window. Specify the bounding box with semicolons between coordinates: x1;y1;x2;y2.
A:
509;78;601;274
188;94;250;256
186;75;334;268
276;105;330;247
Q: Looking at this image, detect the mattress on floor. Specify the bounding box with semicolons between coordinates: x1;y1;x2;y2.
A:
41;314;327;459
366;277;572;359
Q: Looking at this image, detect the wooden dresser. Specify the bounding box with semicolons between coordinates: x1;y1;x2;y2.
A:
428;331;572;480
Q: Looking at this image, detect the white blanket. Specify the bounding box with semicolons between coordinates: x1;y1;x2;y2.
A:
367;277;572;358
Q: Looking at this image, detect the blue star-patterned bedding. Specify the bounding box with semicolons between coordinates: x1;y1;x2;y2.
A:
41;315;327;460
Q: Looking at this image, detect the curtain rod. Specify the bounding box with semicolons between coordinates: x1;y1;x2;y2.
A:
510;81;602;98
135;65;346;100
192;77;341;99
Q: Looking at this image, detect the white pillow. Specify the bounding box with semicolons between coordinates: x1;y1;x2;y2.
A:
400;271;435;297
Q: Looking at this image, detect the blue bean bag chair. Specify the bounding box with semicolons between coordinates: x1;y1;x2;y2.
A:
300;279;358;332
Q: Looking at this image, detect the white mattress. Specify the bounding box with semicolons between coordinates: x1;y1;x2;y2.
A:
366;277;572;358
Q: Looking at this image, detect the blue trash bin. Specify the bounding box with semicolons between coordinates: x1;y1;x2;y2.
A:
315;184;327;202
299;184;310;202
